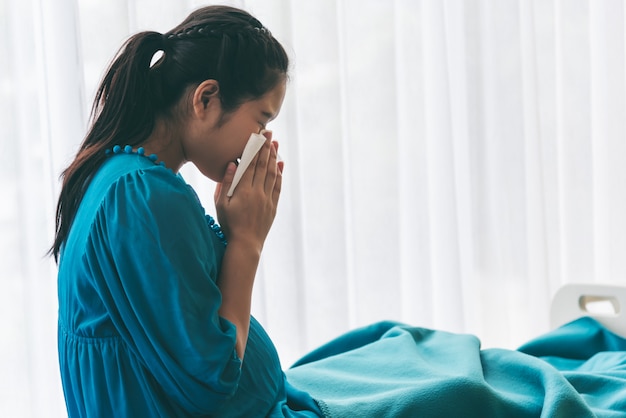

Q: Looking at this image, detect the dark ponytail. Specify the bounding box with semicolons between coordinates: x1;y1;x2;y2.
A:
50;6;289;261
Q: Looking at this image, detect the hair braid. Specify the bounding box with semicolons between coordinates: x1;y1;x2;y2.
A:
164;22;271;41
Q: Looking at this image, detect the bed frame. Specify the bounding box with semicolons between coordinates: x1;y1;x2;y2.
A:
551;283;626;337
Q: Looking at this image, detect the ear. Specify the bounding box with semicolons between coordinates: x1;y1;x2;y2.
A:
191;79;220;118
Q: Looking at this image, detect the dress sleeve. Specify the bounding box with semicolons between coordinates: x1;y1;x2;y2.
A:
85;167;241;415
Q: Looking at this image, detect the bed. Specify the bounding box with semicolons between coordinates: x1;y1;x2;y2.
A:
551;282;626;337
285;283;626;417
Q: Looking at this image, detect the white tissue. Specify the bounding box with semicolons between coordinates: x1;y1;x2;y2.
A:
227;132;267;197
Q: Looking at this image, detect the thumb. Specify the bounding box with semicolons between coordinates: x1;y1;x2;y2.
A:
214;182;222;203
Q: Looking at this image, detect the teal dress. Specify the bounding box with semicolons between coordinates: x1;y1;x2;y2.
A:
58;148;626;417
57;148;322;417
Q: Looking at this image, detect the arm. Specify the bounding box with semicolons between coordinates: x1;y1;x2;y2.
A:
215;135;283;360
217;241;261;360
95;167;243;414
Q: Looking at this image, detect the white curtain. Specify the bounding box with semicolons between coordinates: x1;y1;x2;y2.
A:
2;0;626;416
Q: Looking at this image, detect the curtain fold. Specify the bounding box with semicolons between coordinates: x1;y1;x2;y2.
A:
2;0;626;416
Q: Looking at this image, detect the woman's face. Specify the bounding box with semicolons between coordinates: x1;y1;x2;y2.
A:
185;80;287;182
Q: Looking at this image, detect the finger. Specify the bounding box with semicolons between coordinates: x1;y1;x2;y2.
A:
238;152;258;191
261;130;273;141
264;142;279;193
252;138;272;186
218;162;237;200
272;161;283;205
272;141;283;166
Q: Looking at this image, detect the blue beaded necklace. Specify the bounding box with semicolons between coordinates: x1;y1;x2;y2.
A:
106;145;228;246
106;144;164;166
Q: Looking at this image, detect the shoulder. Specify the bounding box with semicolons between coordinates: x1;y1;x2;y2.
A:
87;155;200;217
94;155;190;200
68;155;208;252
99;157;207;232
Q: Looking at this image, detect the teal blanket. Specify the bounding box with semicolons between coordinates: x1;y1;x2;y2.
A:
285;318;626;417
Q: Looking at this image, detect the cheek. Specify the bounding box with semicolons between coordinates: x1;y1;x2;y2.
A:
187;127;256;181
231;131;257;159
200;145;241;182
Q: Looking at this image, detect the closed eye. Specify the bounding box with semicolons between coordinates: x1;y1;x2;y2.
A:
259;110;276;131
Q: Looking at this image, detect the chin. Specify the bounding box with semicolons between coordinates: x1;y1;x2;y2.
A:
193;163;220;183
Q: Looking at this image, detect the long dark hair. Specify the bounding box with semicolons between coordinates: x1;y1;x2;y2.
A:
50;5;289;261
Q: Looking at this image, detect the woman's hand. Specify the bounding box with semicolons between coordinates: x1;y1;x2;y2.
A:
212;131;284;360
214;131;283;251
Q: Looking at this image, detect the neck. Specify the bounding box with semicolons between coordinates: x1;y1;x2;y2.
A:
140;118;186;172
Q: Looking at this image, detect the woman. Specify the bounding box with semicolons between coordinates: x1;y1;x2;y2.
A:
52;5;626;418
52;5;320;417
